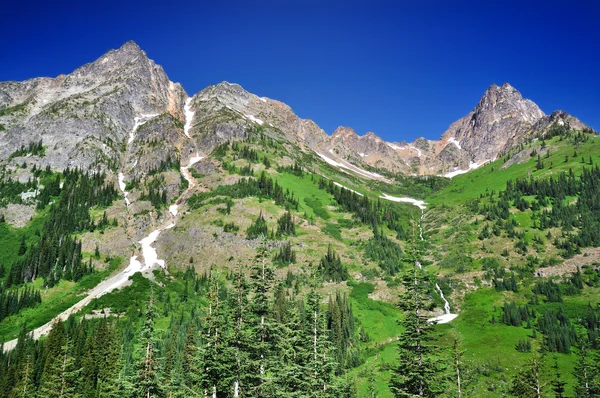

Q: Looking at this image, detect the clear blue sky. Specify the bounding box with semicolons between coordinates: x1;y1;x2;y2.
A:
1;0;598;142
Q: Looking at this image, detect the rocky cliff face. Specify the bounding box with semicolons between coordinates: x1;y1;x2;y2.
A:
0;41;590;179
438;83;545;167
0;41;186;172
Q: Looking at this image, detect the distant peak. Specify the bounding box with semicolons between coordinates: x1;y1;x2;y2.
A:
119;40;142;51
480;82;523;107
332;126;357;138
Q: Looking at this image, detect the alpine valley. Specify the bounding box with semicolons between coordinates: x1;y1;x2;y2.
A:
0;41;599;397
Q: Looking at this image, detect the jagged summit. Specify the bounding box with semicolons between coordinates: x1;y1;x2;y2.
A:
0;42;591;178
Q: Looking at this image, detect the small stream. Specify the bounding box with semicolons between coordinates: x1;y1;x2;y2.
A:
380;194;458;324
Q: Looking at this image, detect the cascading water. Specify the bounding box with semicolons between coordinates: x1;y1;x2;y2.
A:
407;200;458;324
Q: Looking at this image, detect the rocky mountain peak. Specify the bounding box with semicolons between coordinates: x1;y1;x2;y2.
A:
478;82;524;110
332;126;358;139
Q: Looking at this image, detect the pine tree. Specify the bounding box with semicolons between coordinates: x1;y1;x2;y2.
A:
247;240;276;396
134;288;164;398
550;359;566;398
510;352;547;398
574;338;600;397
197;269;234;397
389;239;445;397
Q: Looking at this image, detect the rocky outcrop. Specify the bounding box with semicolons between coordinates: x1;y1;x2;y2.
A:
0;41;186;171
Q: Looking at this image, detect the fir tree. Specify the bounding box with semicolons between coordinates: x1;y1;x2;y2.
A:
134;288;164;398
510;352;547;398
389;240;445;397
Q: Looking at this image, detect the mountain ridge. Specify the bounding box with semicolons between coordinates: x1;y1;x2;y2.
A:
0;41;590;178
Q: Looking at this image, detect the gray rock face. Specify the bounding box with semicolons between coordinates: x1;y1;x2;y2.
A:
0;41;186;172
439;83;545;165
0;42;590;180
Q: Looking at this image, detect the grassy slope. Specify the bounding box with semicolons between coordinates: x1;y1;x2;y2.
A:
418;132;600;395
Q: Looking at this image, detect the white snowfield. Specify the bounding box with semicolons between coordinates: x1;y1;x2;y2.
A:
180;154;204;187
333;181;363;196
183;97;195;138
448;137;462;149
245;114;264;125
316;151;388;182
443;160;489;178
117;172;130;206
387;143;406;150
128;113;159;144
409;146;422;157
379;193;427;210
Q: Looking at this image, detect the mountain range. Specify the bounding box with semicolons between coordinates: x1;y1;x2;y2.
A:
0;41;588;180
1;41;599;397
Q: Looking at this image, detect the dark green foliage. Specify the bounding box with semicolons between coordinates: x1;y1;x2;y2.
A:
389;243;445;397
188;171;299;211
223;221;239;233
327;292;361;372
139;176;169;210
515;339;532;352
276;161;303;176
509;352;547;398
478;165;600;258
501;302;534;327
317;177;413;240
364;226;404;275
134;290;164;398
246;212;268;239
0;286;41;322
276;210;295;238
273;241;296;265
147;153;180;176
8;140;45;160
5;168;118;288
319;244;348;282
533;280;562;303
537;308;575;353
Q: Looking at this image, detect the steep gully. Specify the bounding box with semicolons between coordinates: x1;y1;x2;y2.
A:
373;193;458;323
3;102;201;351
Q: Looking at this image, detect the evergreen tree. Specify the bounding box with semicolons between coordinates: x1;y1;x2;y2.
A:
574;338;600;397
550;359;566;398
389;241;445;397
510;352;547;398
134;288;164;398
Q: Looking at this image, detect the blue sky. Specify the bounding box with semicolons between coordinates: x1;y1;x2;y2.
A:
1;0;598;142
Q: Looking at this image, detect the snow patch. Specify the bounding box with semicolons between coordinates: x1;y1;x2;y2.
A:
443;160;489;178
448;137;462;149
387;143;406;150
245;114;264;125
128;113;159;144
118;172;130;206
316;152;386;181
359;152;366;157
409;146;422;157
333;182;363;196
183;98;195;138
169;204;178;216
260;97;267;103
379;193;427;210
180;153;204;187
139;229;166;269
